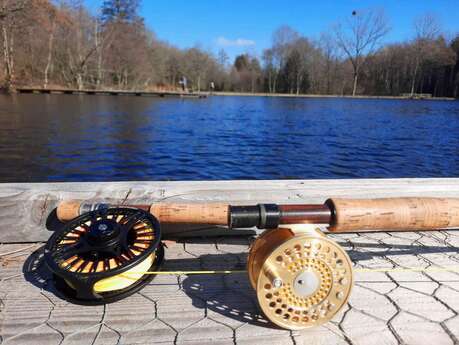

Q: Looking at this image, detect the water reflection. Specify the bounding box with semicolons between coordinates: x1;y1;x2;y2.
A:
1;94;459;182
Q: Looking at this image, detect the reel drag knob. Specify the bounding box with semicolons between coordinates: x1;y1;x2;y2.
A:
248;228;353;330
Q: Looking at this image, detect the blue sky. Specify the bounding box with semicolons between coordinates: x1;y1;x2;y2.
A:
85;0;459;61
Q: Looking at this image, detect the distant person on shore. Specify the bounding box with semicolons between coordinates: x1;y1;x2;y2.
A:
179;76;187;92
210;81;215;94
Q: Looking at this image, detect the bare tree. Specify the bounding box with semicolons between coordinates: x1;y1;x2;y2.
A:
334;8;390;95
41;2;66;88
319;32;338;94
270;25;299;93
414;13;440;41
409;13;441;95
94;15;103;88
43;13;56;88
183;47;212;92
217;49;228;68
284;38;313;94
0;0;30;91
262;48;275;93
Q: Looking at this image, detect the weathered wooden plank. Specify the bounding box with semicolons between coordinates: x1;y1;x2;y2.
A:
2;178;459;242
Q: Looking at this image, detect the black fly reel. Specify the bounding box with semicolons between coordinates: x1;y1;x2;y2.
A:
44;207;164;305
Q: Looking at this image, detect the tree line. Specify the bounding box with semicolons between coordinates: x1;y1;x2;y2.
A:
1;0;458;97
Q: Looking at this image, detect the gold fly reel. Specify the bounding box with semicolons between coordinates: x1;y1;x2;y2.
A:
247;227;353;330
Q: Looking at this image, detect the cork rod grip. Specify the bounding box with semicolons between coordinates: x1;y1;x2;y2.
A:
56;200;229;224
56;200;81;222
327;197;459;232
149;203;229;225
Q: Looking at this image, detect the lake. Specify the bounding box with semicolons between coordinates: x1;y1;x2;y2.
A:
1;94;459;182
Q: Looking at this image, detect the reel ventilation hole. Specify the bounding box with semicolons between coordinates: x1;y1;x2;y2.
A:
247;227;353;330
44;207;164;305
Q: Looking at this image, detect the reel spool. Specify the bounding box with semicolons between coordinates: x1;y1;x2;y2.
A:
44;207;164;305
247;227;353;330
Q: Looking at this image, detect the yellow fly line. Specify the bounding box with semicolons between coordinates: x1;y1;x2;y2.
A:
125;270;248;275
120;265;459;277
93;253;156;292
92;253;459;293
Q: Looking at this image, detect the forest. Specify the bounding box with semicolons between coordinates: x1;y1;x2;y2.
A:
1;0;458;97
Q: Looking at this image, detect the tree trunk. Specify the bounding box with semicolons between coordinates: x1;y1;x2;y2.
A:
352;72;358;96
410;61;419;96
95;20;102;89
296;73;301;95
76;73;83;90
2;25;14;91
44;19;56;89
268;72;272;93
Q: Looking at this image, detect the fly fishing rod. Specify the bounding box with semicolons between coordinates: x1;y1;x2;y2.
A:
45;197;459;330
57;197;459;232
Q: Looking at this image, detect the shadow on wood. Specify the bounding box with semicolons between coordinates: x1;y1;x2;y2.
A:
22;245;275;328
21;237;459;334
45;208;65;233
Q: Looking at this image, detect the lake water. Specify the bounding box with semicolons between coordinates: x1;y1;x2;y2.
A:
1;94;459;182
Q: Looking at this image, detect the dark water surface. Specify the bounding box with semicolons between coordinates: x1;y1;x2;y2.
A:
1;94;459;182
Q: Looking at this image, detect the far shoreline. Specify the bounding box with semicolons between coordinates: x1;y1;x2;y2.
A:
214;91;456;101
6;87;457;101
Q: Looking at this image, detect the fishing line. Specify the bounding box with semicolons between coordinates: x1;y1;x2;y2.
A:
118;265;459;278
